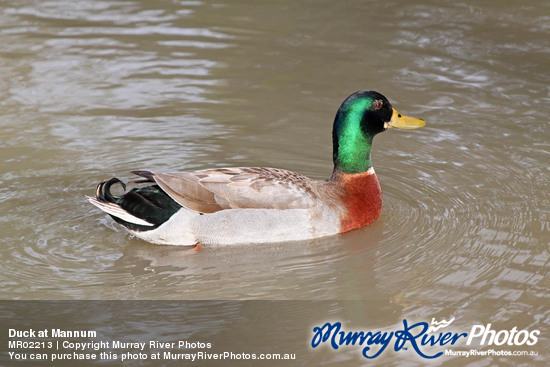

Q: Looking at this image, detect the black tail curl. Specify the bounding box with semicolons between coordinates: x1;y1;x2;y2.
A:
96;178;126;203
94;174;181;232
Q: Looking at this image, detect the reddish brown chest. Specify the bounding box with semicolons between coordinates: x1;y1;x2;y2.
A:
337;171;383;233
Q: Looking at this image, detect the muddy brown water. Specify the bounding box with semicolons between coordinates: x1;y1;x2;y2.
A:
0;1;548;366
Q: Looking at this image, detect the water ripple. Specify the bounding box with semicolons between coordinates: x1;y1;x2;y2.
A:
0;5;547;361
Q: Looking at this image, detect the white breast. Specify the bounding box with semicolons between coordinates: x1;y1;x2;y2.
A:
191;203;341;245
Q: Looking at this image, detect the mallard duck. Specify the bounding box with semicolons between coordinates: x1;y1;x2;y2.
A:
88;90;425;246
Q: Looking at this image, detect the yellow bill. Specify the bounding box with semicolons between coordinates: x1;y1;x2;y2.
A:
386;108;425;129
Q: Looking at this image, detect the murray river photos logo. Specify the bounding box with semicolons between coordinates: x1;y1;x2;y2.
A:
311;318;540;359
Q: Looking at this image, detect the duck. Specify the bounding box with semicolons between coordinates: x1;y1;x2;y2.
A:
88;90;425;246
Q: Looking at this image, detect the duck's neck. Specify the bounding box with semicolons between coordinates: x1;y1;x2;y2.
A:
332;106;374;174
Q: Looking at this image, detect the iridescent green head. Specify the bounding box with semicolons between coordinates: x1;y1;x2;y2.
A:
332;90;425;174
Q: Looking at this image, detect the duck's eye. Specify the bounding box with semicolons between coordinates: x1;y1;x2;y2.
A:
372;99;383;110
398;113;402;118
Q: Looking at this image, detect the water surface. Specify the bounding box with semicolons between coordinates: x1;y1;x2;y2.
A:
0;1;548;365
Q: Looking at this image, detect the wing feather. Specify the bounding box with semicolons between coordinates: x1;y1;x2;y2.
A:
148;167;318;213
